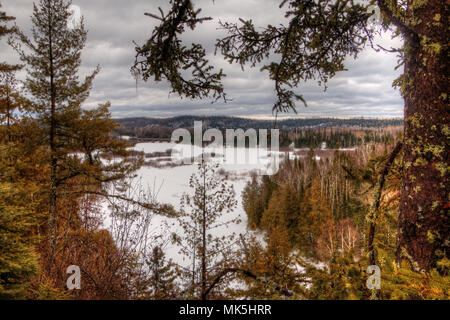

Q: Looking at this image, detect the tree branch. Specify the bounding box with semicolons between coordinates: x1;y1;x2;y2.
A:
202;267;309;299
367;140;403;266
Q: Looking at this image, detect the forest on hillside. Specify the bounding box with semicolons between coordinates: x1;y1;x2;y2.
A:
114;116;403;147
241;142;448;299
114;116;403;133
0;0;448;301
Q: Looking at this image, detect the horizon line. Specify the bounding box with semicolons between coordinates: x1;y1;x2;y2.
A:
112;114;404;121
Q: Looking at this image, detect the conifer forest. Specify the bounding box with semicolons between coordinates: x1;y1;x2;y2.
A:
0;0;448;304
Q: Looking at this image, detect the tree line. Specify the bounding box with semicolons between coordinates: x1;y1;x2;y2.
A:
242;142;449;299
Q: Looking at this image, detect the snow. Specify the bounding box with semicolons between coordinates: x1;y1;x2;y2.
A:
105;142;272;267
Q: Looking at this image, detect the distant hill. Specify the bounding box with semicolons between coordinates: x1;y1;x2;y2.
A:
114;115;403;131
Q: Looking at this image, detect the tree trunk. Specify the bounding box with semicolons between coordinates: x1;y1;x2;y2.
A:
201;164;207;300
5;89;11;142
397;1;449;272
48;11;57;271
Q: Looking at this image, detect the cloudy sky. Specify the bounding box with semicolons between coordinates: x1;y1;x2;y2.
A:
2;0;404;119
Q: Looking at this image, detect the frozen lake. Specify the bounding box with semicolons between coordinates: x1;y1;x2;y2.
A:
105;142;286;267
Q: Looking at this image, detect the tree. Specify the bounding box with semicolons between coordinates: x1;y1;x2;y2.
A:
0;2;24;144
142;246;179;300
13;0;138;273
316;217;361;261
241;172;264;229
103;179;177;299
242;224;304;299
316;219;337;261
0;153;39;299
0;182;39;299
261;183;303;247
299;179;334;258
134;0;448;272
174;159;238;300
65;102;141;194
12;0;98;267
379;0;449;272
303;252;370;300
0;2;40;300
0;2;20;72
0;69;27;143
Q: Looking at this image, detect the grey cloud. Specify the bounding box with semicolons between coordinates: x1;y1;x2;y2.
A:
2;0;403;118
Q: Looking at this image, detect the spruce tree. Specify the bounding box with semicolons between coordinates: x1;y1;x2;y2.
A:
143;246;179;299
0;2;23;143
241;173;264;229
0;150;39;299
13;0;138;271
0;3;39;299
13;0;98;267
0;70;26;143
174;159;238;300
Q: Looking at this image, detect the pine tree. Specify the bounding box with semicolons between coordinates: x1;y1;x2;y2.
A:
261;184;302;246
12;0;98;267
0;69;26;143
241;172;264;229
0;2;24;143
13;0;138;272
0;157;39;299
303;252;370;300
143;246;179;300
174;159;238;300
0;2;40;300
299;179;334;258
249;224;300;299
70;102;140;185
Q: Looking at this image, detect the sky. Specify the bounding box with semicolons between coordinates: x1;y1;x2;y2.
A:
1;0;404;119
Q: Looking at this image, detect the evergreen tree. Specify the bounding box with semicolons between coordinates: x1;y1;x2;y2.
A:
70;102;140;185
174;159;238;300
261;184;302;246
233;225;307;299
13;0;138;272
0;69;26;143
0;157;39;299
0;2;24;143
299;179;334;258
13;0;98;267
241;172;264;229
0;2;39;300
303;252;369;300
143;246;179;300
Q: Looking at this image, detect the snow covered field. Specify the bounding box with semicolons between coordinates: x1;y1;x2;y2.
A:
109;142;285;266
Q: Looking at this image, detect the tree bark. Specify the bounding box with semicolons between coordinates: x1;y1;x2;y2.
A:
201;162;207;300
48;8;57;271
396;1;449;272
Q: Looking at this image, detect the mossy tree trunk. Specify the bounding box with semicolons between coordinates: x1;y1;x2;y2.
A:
395;0;449;272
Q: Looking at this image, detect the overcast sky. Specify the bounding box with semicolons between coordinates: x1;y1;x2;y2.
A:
2;0;404;119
